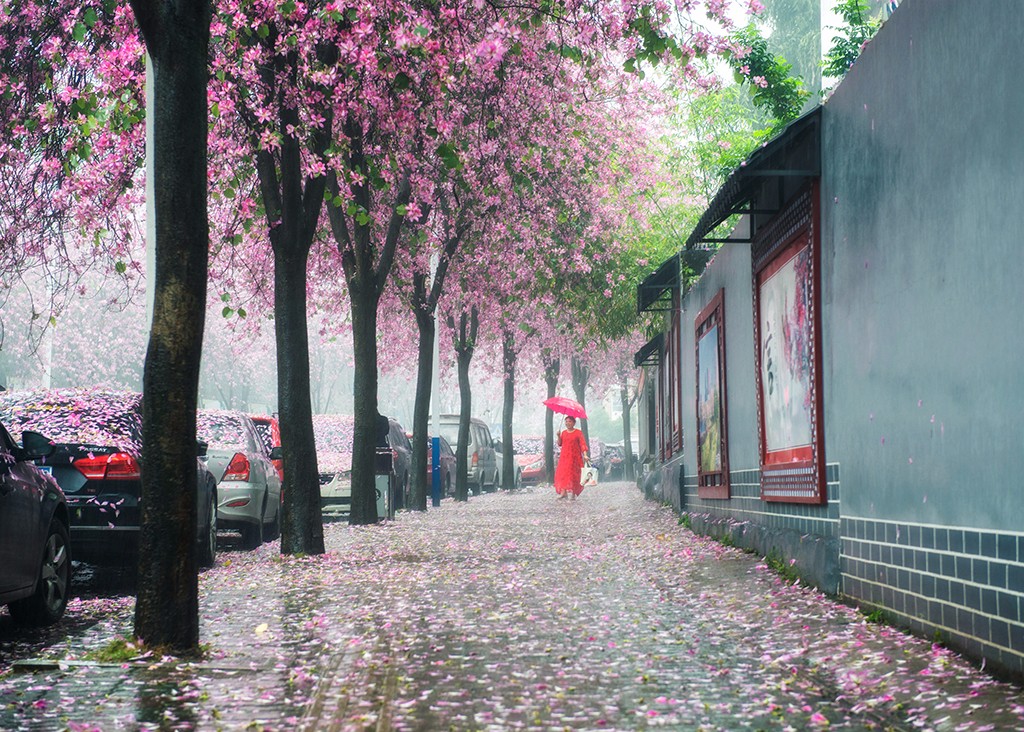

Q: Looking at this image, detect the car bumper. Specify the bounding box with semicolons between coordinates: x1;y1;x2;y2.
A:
320;473;351;520
69;526;139;564
216;483;266;530
520;468;545;485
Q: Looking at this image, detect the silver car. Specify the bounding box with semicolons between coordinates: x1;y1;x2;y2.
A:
312;414;354;520
197;410;282;549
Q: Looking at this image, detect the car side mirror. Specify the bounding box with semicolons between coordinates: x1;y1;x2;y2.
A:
494;440;502;452
197;439;208;458
269;446;282;461
20;431;55;461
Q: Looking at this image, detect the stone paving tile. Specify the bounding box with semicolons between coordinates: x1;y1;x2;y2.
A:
1;482;1023;730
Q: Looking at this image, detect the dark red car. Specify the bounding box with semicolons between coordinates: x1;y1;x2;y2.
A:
513;435;547;486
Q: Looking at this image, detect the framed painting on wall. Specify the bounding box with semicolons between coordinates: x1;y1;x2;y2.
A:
695;289;729;499
752;186;825;503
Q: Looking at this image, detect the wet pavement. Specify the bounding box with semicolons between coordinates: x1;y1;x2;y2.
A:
2;482;1023;731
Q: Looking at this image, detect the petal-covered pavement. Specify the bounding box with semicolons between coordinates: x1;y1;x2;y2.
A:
2;483;1023;730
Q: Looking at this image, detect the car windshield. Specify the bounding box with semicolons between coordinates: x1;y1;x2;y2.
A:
197;411;250;450
437;423;460;449
513;436;544;454
312;414;354;453
0;389;142;454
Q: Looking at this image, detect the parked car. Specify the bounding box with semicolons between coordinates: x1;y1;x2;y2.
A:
197;409;281;549
312;414;354;520
426;435;456;498
512;435;547;485
0;389;217;567
603;442;638;480
437;415;497;495
589;438;606;475
0;421;70;626
250;414;284;484
387;418;413;509
494;440;523;490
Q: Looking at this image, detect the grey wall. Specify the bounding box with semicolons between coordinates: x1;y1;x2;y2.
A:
680;237;842;593
821;0;1024;529
654;0;1024;674
682;241;759;474
822;0;1024;675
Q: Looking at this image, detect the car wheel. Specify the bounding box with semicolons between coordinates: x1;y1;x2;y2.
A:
242;506;264;550
9;519;71;627
472;475;482;496
265;491;281;541
198;487;217;569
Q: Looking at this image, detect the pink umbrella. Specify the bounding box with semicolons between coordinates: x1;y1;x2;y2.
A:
543;396;587;419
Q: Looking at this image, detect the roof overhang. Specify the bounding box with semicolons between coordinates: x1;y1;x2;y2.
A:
686;107;822;249
636;254;679;314
633;332;664;368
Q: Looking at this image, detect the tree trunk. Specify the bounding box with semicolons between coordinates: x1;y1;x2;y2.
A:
275;244;324;554
251;57;330;554
451;308;477;502
501;327;515;490
349;284;381;525
544;356;559;483
571;355;590;447
130;0;211;655
409;304;434;511
407;224;461;512
620;374;636;481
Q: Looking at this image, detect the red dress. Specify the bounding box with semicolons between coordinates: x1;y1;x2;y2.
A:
554;428;588;497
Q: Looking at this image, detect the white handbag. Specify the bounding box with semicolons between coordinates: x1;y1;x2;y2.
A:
580;466;599;487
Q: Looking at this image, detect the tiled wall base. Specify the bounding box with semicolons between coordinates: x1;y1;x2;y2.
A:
842;517;1024;679
652;463;1024;678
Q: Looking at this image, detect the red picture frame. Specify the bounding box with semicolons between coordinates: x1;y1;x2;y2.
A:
695;289;729;499
752;186;826;503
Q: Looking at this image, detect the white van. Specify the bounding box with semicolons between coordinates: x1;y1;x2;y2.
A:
437;415;497;494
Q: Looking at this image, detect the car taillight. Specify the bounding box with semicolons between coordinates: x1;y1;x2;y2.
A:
471;451;478;466
73;452;141;481
223;453;250;481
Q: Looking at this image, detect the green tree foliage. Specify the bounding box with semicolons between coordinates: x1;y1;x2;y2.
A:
685;85;776;199
726;23;809;125
822;0;882;80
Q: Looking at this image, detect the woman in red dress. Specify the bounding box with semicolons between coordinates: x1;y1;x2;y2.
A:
554;416;589;499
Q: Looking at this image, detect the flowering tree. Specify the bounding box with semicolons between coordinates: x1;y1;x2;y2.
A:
0;1;145;357
207;2;344;551
3;0;212;651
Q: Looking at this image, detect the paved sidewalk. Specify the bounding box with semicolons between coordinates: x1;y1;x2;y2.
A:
2;483;1023;730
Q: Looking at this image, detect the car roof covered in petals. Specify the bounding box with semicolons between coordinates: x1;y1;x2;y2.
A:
512;435;545;455
0;388;143;455
197;409;254;451
312;414;354;454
